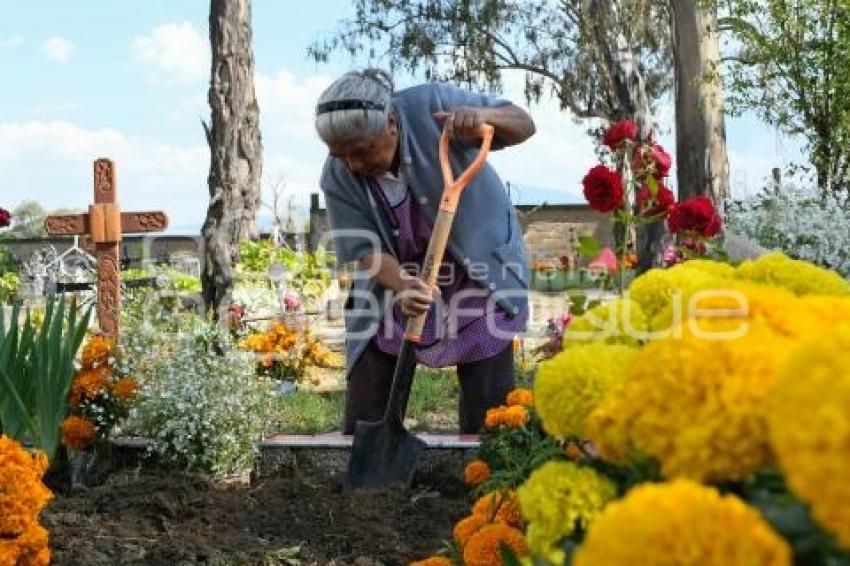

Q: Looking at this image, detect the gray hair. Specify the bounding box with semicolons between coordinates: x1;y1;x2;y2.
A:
315;69;394;145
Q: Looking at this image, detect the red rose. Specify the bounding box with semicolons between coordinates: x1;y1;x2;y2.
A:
603;119;638;149
667;196;722;236
582;165;625;213
633;143;672;178
636;183;676;217
650;144;672;177
0;208;10;228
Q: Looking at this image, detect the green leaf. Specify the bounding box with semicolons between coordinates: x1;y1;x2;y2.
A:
0;365;37;442
646;175;658;197
499;543;524;566
0;297;92;460
578;235;601;258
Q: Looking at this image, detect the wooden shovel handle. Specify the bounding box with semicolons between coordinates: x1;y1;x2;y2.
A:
404;123;494;343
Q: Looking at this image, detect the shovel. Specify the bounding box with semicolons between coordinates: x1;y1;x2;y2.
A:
346;122;496;489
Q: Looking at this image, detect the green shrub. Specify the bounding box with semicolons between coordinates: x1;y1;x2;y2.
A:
124;323;275;477
0;300;91;460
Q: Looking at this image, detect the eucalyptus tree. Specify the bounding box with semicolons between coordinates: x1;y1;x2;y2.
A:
714;0;850;195
202;0;263;314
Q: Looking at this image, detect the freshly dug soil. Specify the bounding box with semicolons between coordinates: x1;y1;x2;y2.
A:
44;466;468;565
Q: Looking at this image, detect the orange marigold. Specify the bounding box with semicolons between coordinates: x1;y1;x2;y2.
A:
565;442;584;461
485;407;506;429
454;514;489;547
465;459;492;486
503;405;529;428
463;523;528;566
111;377;138;400
473;491;523;528
69;366;109;405
61;415;96;451
5;523;50;566
0;436;51;539
0;539;22;565
506;388;534;407
80;334;114;369
410;557;453;566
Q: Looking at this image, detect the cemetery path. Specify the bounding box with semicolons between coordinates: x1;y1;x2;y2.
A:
44;465;467;565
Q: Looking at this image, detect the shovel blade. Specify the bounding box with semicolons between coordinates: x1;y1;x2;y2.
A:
346;418;426;489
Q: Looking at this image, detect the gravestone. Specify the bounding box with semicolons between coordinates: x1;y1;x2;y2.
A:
44;158;169;336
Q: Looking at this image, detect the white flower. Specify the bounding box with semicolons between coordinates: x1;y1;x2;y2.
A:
727;186;850;276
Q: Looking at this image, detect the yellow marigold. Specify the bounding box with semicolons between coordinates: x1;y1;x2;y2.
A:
463;523;528;566
464;459;491;486
473;490;523;528
649;280;795;339
573;480;791;566
768;323;850;549
79;334;114;369
505;388;533;407
793;295;850;341
535;343;636;440
737;251;850;296
410;557;452;566
517;461;617;563
111;377;138;400
563;298;648;348
652;280;850;345
69;366;109;405
0;436;51;539
627;266;719;328
588;323;795;481
61;415;96;451
676;258;737;279
485;407;506;430
454;513;488;547
503;405;529;428
237;333;267;352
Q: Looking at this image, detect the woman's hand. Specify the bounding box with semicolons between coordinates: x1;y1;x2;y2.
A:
433;107;486;141
360;252;439;316
397;270;437;317
434;104;535;146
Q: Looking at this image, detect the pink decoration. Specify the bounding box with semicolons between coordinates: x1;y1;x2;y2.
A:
588;247;619;274
283;291;301;311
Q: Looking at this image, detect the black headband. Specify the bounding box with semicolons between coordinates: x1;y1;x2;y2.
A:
316;99;386;115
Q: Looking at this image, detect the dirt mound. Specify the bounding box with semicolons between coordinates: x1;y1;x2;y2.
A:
44;467;467;565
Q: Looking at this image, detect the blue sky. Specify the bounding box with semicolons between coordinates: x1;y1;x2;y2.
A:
0;1;804;233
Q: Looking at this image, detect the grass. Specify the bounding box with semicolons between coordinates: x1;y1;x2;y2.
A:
272;363;536;435
272;390;345;435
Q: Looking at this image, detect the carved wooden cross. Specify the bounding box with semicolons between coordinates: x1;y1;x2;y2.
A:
44;158;169;336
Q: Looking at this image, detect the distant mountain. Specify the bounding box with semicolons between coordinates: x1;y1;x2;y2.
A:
504;182;584;206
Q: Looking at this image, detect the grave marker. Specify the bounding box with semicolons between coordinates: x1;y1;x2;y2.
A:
44;158;169;336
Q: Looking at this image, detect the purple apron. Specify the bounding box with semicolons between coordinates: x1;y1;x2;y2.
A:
369;181;524;367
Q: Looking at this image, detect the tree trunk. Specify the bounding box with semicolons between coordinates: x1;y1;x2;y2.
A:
202;0;262;316
669;0;729;201
588;0;665;273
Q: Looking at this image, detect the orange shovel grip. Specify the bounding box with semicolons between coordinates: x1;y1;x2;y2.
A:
438;123;495;213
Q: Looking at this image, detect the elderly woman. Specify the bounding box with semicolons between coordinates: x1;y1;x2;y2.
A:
315;69;535;434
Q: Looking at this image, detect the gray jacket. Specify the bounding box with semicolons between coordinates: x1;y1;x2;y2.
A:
319;83;529;377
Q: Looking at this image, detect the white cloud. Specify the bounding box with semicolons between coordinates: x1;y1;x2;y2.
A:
42;36;75;63
256;69;333;141
255;70;335;212
0;121;208;229
131;22;208;84
488;70;599;203
0;36;24;48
